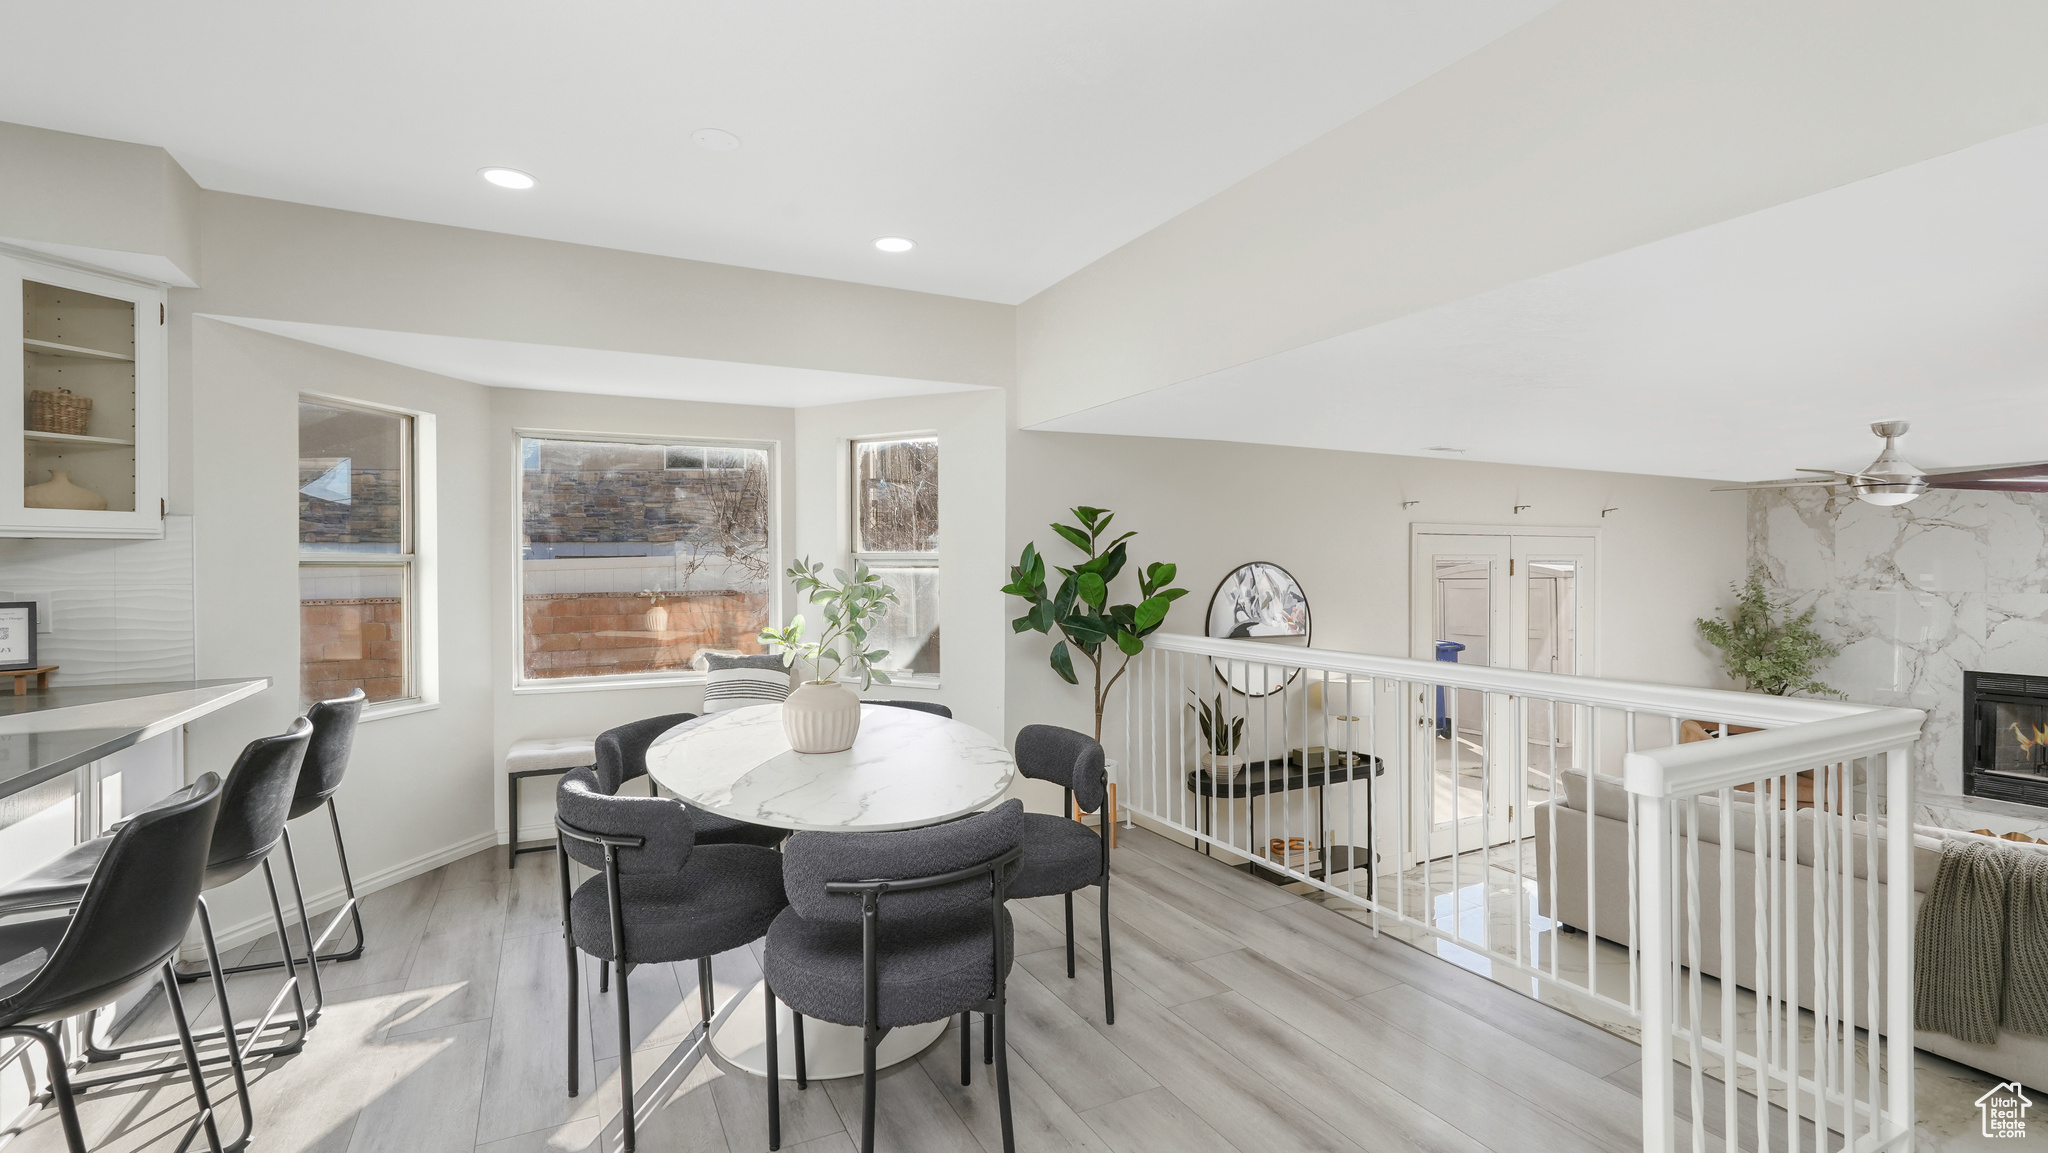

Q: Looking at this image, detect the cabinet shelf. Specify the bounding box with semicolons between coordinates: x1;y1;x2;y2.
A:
23;338;134;363
25;430;135;449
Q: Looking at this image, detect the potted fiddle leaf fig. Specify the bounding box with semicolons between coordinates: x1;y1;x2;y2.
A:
1002;506;1188;741
760;559;899;752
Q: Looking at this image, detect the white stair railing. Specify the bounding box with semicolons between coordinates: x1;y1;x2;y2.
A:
1628;709;1922;1152
1118;632;1923;1153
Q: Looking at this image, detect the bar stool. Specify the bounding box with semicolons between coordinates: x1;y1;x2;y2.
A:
0;772;227;1153
0;720;314;1153
200;689;367;1020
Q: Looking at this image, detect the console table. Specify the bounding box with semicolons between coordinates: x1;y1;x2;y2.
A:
1186;748;1383;886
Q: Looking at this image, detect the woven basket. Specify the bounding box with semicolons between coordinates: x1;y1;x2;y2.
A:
27;390;91;436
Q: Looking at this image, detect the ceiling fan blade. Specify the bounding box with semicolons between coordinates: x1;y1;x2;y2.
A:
1795;468;1892;483
1927;476;2048;493
1920;460;2048;483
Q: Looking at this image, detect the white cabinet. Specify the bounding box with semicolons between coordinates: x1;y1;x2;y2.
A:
0;252;167;538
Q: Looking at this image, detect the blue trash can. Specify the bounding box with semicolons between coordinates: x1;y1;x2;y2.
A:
1434;640;1466;739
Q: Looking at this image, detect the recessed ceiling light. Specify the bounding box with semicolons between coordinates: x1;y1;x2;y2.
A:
692;129;741;151
1424;446;1467;453
479;167;536;190
873;237;916;253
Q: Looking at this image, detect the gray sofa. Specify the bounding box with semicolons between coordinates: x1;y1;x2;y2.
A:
1534;771;2048;1093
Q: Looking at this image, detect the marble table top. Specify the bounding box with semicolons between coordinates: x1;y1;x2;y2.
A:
645;704;1015;833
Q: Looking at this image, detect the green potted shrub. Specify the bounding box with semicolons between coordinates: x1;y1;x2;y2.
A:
1695;568;1841;697
760;559;899;752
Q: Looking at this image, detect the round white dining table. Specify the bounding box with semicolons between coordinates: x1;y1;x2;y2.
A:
644;703;1016;1079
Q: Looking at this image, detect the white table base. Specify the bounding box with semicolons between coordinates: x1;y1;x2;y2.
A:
712;980;947;1079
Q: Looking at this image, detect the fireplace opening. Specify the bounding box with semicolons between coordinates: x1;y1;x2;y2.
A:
1965;671;2048;808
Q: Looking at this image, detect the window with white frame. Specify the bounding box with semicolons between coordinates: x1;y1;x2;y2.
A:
852;436;939;678
299;397;416;707
519;435;775;683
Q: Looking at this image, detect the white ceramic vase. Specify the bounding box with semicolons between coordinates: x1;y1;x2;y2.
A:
784;681;862;753
24;469;107;511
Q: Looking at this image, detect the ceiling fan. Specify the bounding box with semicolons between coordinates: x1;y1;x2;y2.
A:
1712;421;2048;507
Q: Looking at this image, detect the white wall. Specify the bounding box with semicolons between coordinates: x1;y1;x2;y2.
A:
1002;429;1748;813
188;320;498;943
0;121;202;285
791;389;1008;736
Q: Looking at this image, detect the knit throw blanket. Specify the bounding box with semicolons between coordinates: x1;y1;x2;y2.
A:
2004;848;2048;1036
1915;837;2048;1044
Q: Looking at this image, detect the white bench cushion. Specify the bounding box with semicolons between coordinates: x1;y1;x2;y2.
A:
508;736;597;773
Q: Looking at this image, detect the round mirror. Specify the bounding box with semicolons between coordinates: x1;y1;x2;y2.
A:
1205;562;1311;697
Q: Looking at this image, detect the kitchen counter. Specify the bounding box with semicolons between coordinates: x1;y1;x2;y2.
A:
0;678;269;800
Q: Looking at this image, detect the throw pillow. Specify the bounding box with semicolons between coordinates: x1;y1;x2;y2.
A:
703;651;792;712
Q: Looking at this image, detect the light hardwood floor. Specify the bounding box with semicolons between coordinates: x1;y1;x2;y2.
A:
10;825;1698;1153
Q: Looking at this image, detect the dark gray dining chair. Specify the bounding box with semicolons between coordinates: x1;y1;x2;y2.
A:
1007;725;1114;1024
766;799;1023;1153
867;700;952;719
555;767;790;1152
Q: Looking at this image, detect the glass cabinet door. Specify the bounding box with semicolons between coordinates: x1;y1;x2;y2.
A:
22;277;139;513
2;253;164;538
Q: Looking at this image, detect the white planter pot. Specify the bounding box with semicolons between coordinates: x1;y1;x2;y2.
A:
1199;751;1246;781
784;681;862;753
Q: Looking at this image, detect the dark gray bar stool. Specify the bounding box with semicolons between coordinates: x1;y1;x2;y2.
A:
201;689;367;1016
0;773;227;1153
0;721;315;1153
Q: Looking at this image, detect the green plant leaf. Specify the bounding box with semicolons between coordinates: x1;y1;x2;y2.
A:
1050;641;1078;684
1073;506;1107;528
1133;595;1170;632
1053;576;1078;620
1099;541;1128;583
1077;572;1107;608
1012;615;1038;634
1060;613;1109;647
1052;522;1092;553
1114;629;1144;656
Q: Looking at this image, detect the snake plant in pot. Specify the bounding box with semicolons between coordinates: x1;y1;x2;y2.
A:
1190;690;1247;781
760;558;899;753
1002;506;1188;742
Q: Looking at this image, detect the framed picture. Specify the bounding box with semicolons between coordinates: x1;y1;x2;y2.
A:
0;602;36;671
1205;563;1310;697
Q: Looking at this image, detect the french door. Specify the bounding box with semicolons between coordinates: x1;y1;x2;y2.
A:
1408;526;1598;862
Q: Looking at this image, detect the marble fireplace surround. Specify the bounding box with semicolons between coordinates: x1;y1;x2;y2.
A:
1750;487;2048;839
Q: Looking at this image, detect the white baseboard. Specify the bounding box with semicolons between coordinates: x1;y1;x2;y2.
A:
188;829;500;958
